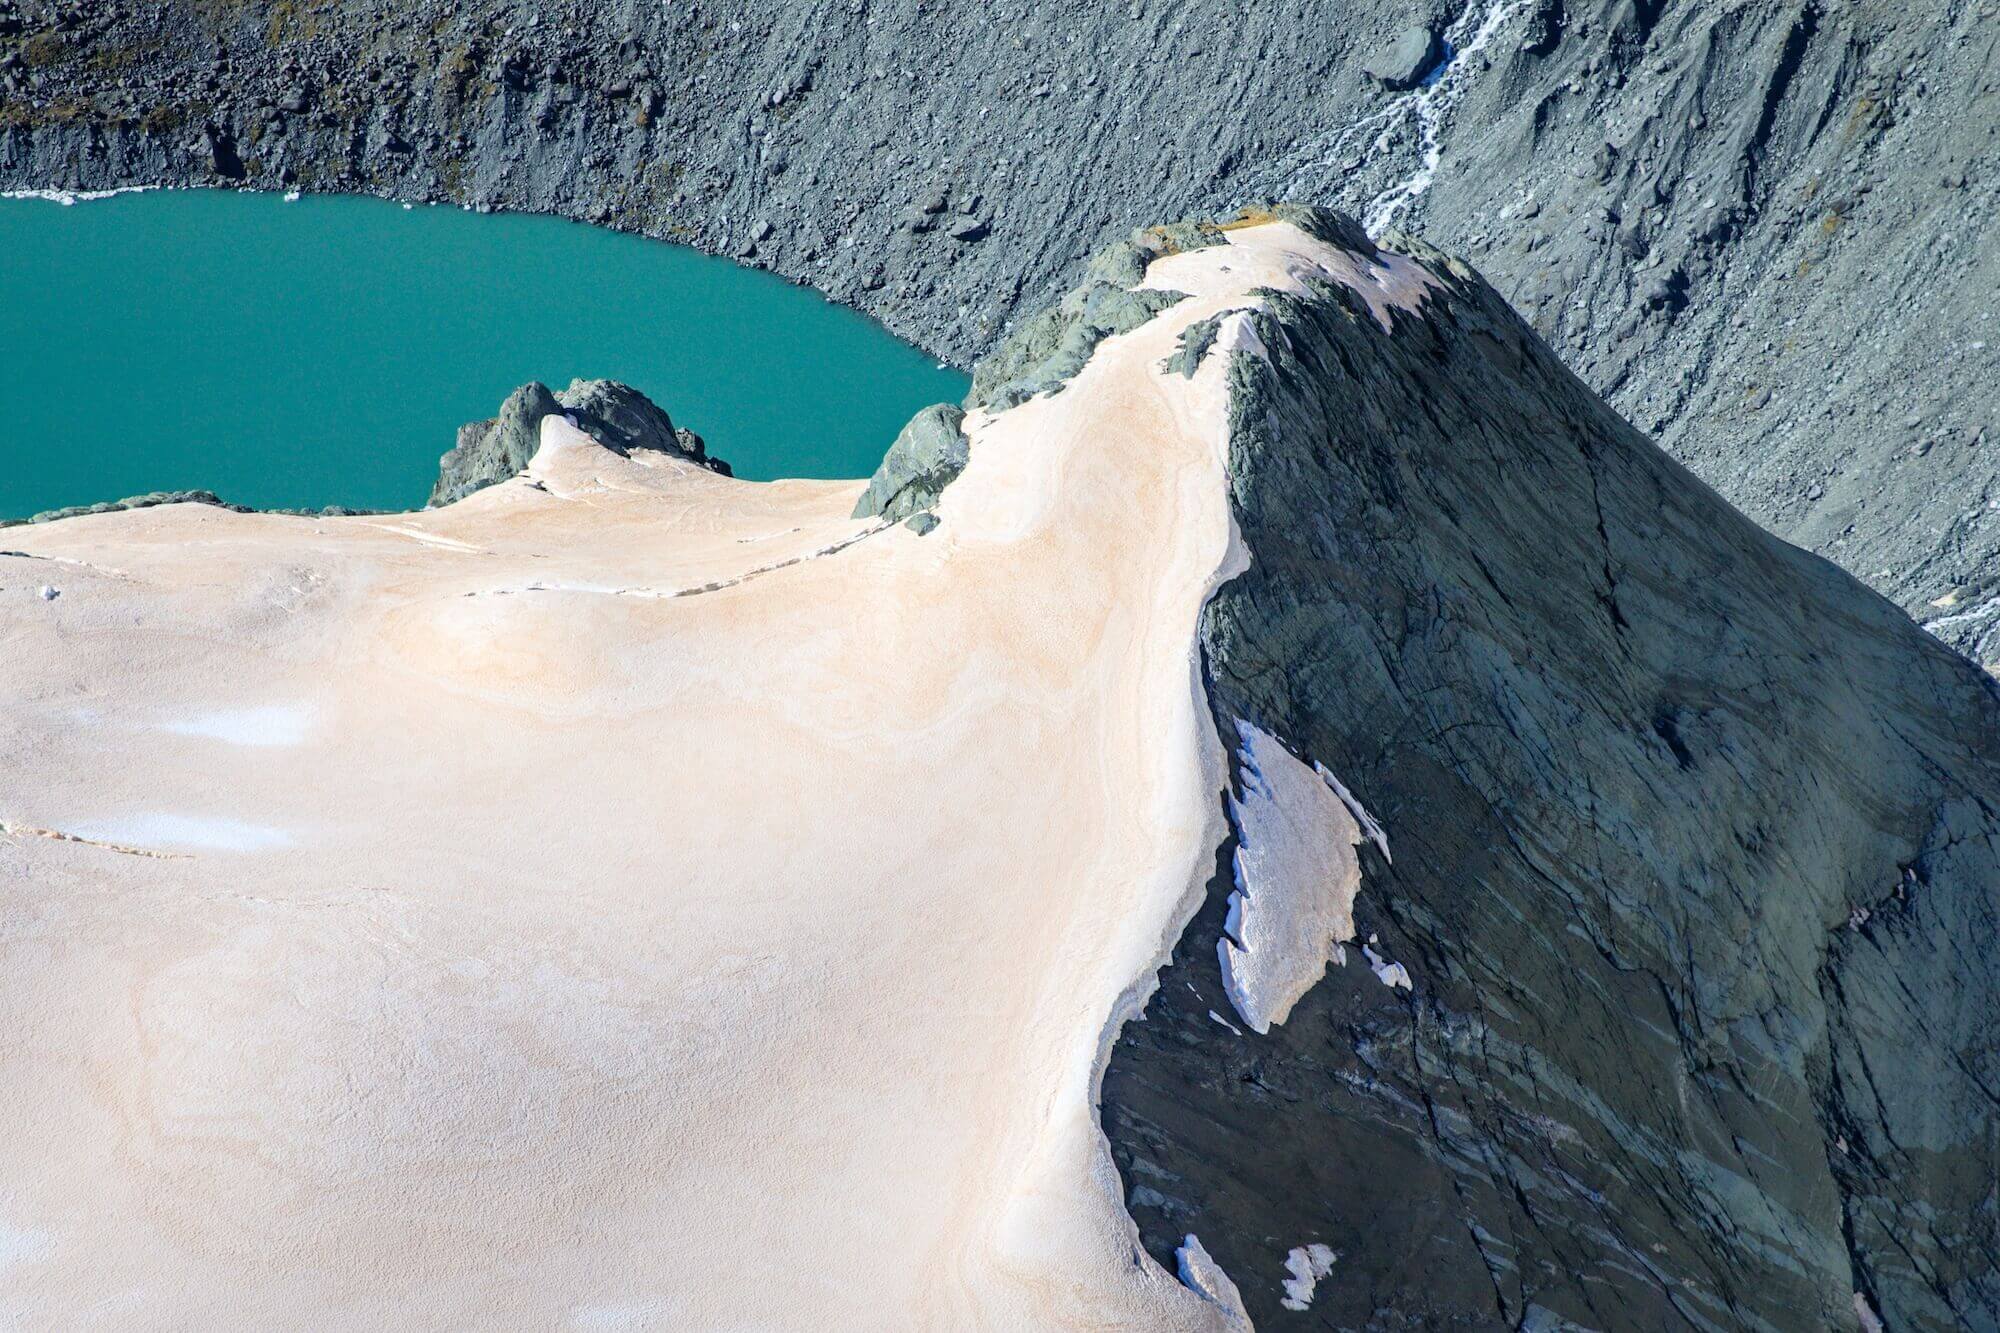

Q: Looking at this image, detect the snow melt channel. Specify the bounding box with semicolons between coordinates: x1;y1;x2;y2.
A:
1217;719;1390;1033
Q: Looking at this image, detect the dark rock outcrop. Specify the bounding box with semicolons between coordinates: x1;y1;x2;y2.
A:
430;378;726;506
851;402;967;527
1087;211;2000;1330
431;382;565;508
1;489;243;526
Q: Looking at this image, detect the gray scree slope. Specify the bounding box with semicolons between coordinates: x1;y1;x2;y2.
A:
4;0;1998;656
1063;211;1999;1330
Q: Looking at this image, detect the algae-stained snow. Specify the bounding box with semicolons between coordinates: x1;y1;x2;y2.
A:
0;223;1418;1326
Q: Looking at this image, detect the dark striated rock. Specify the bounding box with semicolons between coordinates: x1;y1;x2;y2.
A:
1093;210;2000;1330
852;402;968;527
429;378;726;507
555;377;727;476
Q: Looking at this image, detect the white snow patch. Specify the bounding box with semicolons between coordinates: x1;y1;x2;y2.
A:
1217;720;1369;1033
1923;595;2000;636
1231;0;1527;236
1206;1009;1244;1036
1175;1233;1251;1328
63;814;293;853
570;1299;680;1328
1280;1242;1338;1311
1854;1292;1885;1333
1363;934;1414;990
157;704;314;748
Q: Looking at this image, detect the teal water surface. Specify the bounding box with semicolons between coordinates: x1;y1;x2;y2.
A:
0;189;967;518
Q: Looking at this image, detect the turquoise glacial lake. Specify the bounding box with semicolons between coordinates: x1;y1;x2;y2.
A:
0;189;967;519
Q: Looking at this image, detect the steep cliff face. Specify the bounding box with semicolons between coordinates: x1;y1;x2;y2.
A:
1096;214;2000;1329
5;0;1996;643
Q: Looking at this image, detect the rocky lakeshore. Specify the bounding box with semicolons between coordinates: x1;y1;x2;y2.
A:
5;0;2000;658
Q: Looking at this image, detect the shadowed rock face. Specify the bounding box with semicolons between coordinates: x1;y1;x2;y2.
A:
430;378;725;506
1096;214;2000;1329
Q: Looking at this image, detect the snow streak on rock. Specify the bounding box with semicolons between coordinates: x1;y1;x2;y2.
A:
1216;720;1372;1033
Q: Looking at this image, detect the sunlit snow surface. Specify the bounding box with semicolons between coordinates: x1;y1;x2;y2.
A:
157;704;314;747
0;219;1447;1329
62;814;294;853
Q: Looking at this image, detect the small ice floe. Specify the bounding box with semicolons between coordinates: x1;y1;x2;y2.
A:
37;586;58;601
1175;1234;1251;1328
157;704;313;748
282;190;302;202
64;813;292;853
1280;1243;1338;1312
1217;720;1372;1033
1362;934;1413;990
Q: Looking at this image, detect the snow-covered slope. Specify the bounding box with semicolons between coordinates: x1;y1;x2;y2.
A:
0;221;1386;1329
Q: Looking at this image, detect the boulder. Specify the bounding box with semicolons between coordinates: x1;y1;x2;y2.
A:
851;402;969;526
1362;25;1441;90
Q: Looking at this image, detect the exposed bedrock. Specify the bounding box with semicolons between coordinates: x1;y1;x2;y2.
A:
4;0;1998;647
430;377;724;506
1092;210;2000;1329
851;402;967;529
